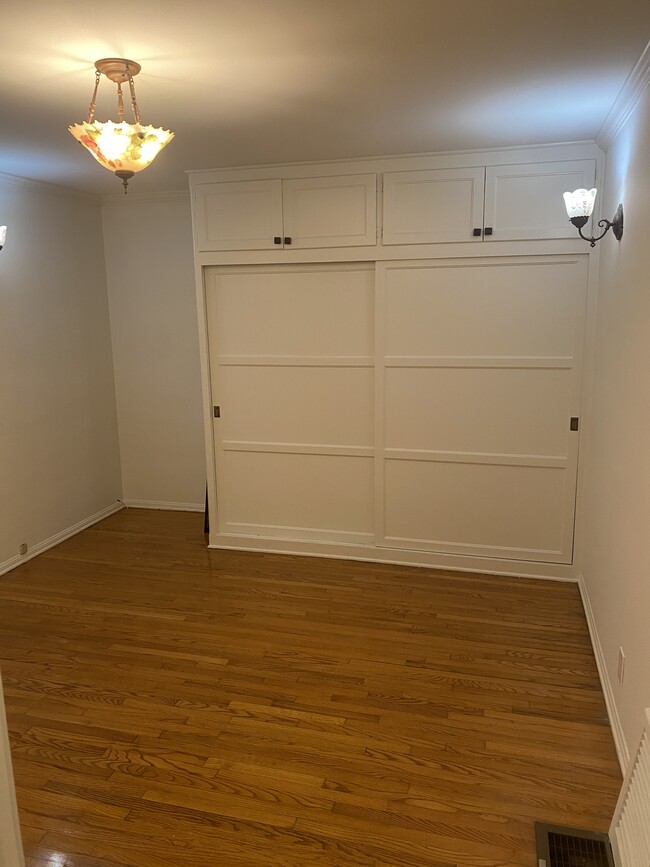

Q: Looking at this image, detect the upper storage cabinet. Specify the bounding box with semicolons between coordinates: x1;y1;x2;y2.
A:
382;167;485;244
382;158;596;244
484;160;597;241
194;179;283;251
194;173;377;252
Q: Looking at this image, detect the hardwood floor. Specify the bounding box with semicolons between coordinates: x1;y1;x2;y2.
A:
0;509;621;866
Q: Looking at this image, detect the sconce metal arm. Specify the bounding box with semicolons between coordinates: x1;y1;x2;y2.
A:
577;219;615;248
570;204;624;248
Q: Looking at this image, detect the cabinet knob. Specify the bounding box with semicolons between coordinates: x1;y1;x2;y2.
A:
273;236;282;245
284;236;292;245
473;228;482;237
484;227;493;236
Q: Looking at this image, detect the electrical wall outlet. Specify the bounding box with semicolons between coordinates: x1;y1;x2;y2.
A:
617;647;626;684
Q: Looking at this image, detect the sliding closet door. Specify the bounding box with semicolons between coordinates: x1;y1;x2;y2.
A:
376;256;587;564
205;264;375;544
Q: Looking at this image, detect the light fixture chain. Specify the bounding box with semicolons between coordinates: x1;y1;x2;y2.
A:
126;65;142;125
117;83;125;122
86;69;102;124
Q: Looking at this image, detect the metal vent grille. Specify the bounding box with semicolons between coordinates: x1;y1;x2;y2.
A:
535;823;614;867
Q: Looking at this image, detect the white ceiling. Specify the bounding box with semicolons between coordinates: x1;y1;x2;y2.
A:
2;0;649;196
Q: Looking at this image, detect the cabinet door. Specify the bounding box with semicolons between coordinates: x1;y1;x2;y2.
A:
484;160;596;241
382;167;485;244
281;174;377;248
194;179;283;251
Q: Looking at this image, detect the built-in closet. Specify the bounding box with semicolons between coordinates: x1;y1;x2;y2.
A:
189;143;598;577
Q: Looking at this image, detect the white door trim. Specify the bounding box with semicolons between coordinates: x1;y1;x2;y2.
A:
0;671;24;867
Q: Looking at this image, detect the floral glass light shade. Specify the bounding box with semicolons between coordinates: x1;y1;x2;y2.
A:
69;58;173;193
563;187;624;248
0;226;6;251
563;188;597;220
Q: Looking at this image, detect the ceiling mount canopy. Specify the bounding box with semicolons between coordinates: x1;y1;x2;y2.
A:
69;57;174;193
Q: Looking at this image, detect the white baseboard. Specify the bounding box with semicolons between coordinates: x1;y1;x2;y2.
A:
0;501;124;578
578;574;629;772
121;499;204;512
208;532;578;582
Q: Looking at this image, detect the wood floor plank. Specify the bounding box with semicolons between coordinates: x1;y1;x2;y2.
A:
0;508;621;866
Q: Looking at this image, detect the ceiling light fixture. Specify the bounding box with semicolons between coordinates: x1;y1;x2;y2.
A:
69;58;174;193
563;188;624;247
0;226;6;251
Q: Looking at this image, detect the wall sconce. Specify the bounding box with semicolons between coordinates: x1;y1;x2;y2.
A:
0;226;6;251
563;188;624;248
69;58;174;193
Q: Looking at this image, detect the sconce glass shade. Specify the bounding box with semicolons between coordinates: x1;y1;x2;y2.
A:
0;226;6;250
563;188;597;219
69;121;174;175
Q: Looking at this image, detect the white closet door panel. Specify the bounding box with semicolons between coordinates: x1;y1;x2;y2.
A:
195;179;283;251
218;366;374;447
219;452;374;540
282;174;377;248
382;167;485;244
385;367;572;456
384;260;585;358
384;460;567;560
484;160;596;240
206;263;375;546
208;265;373;358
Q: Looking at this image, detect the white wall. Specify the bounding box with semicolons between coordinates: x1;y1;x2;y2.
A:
580;81;650;762
0;176;122;572
102;196;205;510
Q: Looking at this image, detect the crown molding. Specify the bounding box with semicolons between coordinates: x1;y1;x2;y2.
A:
101;189;190;207
0;170;100;206
186;140;600;178
597;40;650;150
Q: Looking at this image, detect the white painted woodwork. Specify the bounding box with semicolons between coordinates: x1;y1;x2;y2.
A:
219;451;375;543
282;174;377;248
610;708;650;867
190;145;602;261
195;174;376;252
218;365;374;447
376;256;587;564
205;264;375;544
382;167;485;244
204;255;586;565
192;145;599;575
384;460;567;559
194;179;283;251
385;367;573;456
484;159;597;240
0;673;25;867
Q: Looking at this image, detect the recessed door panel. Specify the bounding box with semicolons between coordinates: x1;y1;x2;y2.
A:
385;367;572;457
383;168;485;244
220;452;374;542
384;459;568;560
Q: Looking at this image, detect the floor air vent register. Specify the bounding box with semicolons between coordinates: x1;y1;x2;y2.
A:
535;823;615;867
